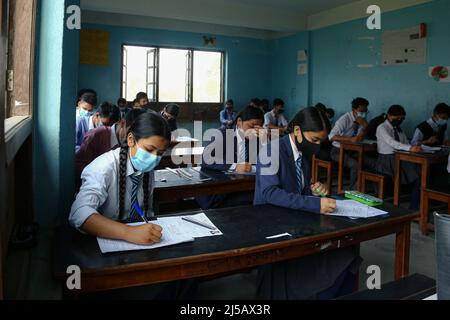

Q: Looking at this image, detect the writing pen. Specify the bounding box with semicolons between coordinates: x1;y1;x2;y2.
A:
182;216;216;230
133;203;149;224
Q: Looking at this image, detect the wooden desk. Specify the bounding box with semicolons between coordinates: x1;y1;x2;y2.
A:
54;203;417;296
393;151;449;218
153;168;255;210
338;274;435;300
337;141;377;194
158;147;205;169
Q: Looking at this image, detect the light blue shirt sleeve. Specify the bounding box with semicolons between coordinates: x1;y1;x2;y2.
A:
411;128;423;146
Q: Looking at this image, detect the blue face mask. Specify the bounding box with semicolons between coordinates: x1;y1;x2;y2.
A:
436;118;448;127
79;108;94;118
130;146;161;173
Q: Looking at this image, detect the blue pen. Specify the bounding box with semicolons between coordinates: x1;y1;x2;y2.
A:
133;203;149;224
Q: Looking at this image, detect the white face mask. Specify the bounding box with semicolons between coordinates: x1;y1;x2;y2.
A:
356;112;367;119
436;118;448;126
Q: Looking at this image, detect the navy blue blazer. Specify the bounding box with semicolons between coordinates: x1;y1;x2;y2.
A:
253;135;321;213
197;128;258;209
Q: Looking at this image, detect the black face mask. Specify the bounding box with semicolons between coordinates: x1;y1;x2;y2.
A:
295;131;321;158
278;109;285;114
390;119;404;128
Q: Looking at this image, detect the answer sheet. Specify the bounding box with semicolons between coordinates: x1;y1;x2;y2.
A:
328;200;388;219
97;213;222;253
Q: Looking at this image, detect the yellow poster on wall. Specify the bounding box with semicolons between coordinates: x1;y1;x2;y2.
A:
80;29;109;65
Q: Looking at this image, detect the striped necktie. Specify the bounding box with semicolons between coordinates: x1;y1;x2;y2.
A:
296;156;304;194
129;174;143;220
351;122;360;137
393;127;401;142
238;139;247;163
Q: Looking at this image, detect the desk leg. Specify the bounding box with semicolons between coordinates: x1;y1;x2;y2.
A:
338;147;344;194
420;190;429;236
418;161;429;225
357;149;363;191
393;155;401;206
395;223;411;280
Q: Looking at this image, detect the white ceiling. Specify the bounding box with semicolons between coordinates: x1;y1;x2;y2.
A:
80;0;358;32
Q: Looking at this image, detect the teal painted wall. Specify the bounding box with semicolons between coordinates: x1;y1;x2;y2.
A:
270;31;311;121
78;24;272;110
310;0;450;136
33;0;80;225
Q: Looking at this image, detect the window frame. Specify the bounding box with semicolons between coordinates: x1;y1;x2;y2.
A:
120;43;225;104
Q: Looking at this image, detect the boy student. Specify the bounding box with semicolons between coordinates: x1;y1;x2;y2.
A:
376;105;422;210
117;98;130;119
411;103;450;146
263;98;288;135
220;99;237;130
161;103;180;132
329;97;376;190
76;92;97;118
75;109;145;182
136;92;149;108
75;102;121;152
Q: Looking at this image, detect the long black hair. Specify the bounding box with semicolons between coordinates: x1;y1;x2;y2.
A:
119;111;171;219
288;106;331;134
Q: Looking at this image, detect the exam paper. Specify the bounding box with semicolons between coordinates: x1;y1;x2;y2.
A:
328;200;388;219
226;165;257;175
421;145;441;153
97;213;222;253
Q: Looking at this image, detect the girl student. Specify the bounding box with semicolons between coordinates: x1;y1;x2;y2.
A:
254;107;362;300
69;111;198;299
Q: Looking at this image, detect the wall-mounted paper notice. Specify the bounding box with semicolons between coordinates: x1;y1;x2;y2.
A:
382;25;427;66
297;50;307;61
297;64;308;75
80;29;110;65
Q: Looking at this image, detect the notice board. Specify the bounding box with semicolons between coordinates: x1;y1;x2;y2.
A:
382;25;427;66
80;29;109;65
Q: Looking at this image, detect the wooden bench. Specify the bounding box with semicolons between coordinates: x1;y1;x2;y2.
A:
360;170;386;199
312;155;333;195
421;186;450;236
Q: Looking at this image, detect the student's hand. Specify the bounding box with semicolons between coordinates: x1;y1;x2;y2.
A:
320;198;337;214
311;182;329;197
236;163;252;173
350;136;360;143
125;223;163;245
425;136;438;145
355;118;369;128
410;146;423;153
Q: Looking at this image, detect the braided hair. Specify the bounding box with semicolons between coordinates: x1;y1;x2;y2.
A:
118;111;171;219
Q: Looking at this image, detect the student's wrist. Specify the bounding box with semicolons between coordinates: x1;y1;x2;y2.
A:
121;224;133;242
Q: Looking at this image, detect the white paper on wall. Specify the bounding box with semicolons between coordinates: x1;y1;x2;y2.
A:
382;25;427;66
297;63;308;75
297;50;307;61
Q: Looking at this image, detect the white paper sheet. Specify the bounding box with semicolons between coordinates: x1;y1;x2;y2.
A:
328;200;388;219
421;145;442;153
97;213;222;253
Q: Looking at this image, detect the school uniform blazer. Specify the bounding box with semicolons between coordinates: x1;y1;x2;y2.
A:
201;127;238;172
253;135;321;213
198;128;259;209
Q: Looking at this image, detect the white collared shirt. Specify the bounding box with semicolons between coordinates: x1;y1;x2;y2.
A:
110;124;119;148
264;110;288;129
376;120;411;155
411;118;448;145
329;112;363;148
289;134;304;187
230;128;248;170
69;148;154;230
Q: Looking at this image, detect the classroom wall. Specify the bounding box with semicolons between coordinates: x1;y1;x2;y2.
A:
33;0;80;225
270;31;311;122
78;24;272;111
309;0;450;136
